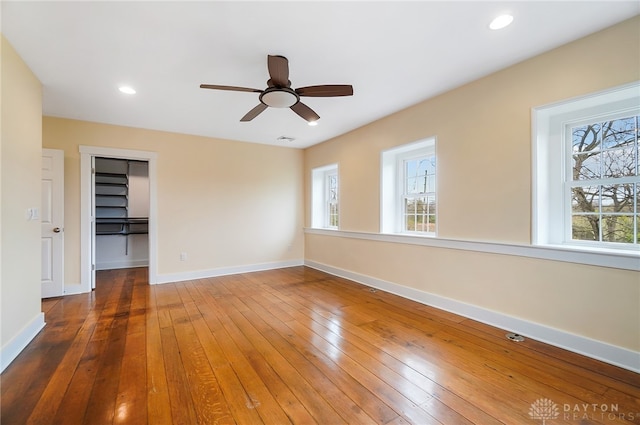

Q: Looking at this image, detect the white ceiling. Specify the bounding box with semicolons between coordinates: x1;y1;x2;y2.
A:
2;1;639;149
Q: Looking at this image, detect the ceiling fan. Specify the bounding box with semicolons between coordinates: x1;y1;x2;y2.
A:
200;55;353;123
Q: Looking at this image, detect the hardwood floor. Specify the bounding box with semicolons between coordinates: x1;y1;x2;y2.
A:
2;267;639;424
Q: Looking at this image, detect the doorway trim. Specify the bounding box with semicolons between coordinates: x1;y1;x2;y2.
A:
80;145;158;291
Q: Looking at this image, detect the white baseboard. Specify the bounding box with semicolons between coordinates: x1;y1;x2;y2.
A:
155;259;304;285
305;260;640;373
0;312;45;373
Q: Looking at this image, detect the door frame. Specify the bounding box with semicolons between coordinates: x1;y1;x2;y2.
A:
79;146;158;292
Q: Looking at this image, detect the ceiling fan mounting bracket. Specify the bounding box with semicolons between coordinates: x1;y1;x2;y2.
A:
267;78;292;88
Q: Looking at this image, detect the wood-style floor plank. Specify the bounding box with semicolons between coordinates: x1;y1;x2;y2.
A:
243;290;436;423
145;283;173;425
2;266;639;425
243;294;399;424
25;307;99;425
113;270;148;425
213;295;346;424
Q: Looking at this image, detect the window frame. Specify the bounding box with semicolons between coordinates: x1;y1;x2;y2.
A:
381;138;437;235
326;169;339;229
532;81;640;253
311;163;339;230
564;114;639;247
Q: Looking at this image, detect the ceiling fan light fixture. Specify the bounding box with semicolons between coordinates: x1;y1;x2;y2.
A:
308;120;318;126
260;88;299;108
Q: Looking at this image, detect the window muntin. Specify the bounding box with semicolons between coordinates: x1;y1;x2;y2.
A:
568;115;639;246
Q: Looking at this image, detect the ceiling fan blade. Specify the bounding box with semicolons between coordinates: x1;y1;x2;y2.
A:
267;55;290;88
290;102;320;122
200;84;262;93
296;85;354;97
240;103;268;122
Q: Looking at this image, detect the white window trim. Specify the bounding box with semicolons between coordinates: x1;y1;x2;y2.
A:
311;163;339;229
381;138;436;235
532;81;640;255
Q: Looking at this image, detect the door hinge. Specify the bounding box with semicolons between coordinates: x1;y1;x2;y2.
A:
91;264;95;271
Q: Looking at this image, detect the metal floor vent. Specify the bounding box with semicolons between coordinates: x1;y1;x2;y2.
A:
506;333;525;342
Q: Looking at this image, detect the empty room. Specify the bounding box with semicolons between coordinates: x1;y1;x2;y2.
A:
1;2;639;424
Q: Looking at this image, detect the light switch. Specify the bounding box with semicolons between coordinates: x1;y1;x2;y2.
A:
26;208;39;221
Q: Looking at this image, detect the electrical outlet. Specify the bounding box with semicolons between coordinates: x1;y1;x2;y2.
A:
180;252;187;261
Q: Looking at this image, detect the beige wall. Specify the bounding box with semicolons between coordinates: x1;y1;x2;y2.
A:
43;118;304;283
1;36;43;349
304;17;640;352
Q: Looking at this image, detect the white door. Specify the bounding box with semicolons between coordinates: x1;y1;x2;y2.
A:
41;149;64;298
90;156;96;289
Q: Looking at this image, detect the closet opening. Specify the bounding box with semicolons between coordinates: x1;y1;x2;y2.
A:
94;157;149;273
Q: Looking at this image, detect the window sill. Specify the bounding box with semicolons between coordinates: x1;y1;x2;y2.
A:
383;231;437;238
304;228;640;271
537;242;639;258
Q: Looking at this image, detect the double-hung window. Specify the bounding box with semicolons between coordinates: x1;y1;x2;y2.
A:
569;115;639;245
402;154;436;233
381;138;437;235
311;164;339;229
533;82;640;252
325;170;339;228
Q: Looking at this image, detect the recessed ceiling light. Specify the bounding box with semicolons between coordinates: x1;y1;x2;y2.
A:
308;120;318;127
118;86;136;95
489;14;514;30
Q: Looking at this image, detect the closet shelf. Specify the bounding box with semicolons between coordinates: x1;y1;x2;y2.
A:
95;172;127;177
95;217;148;236
96;217;148;223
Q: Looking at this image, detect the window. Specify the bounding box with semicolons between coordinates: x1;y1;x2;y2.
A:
403;156;437;232
533;82;640;252
311;164;339;229
569;115;639;245
381;138;437;235
327;171;339;228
